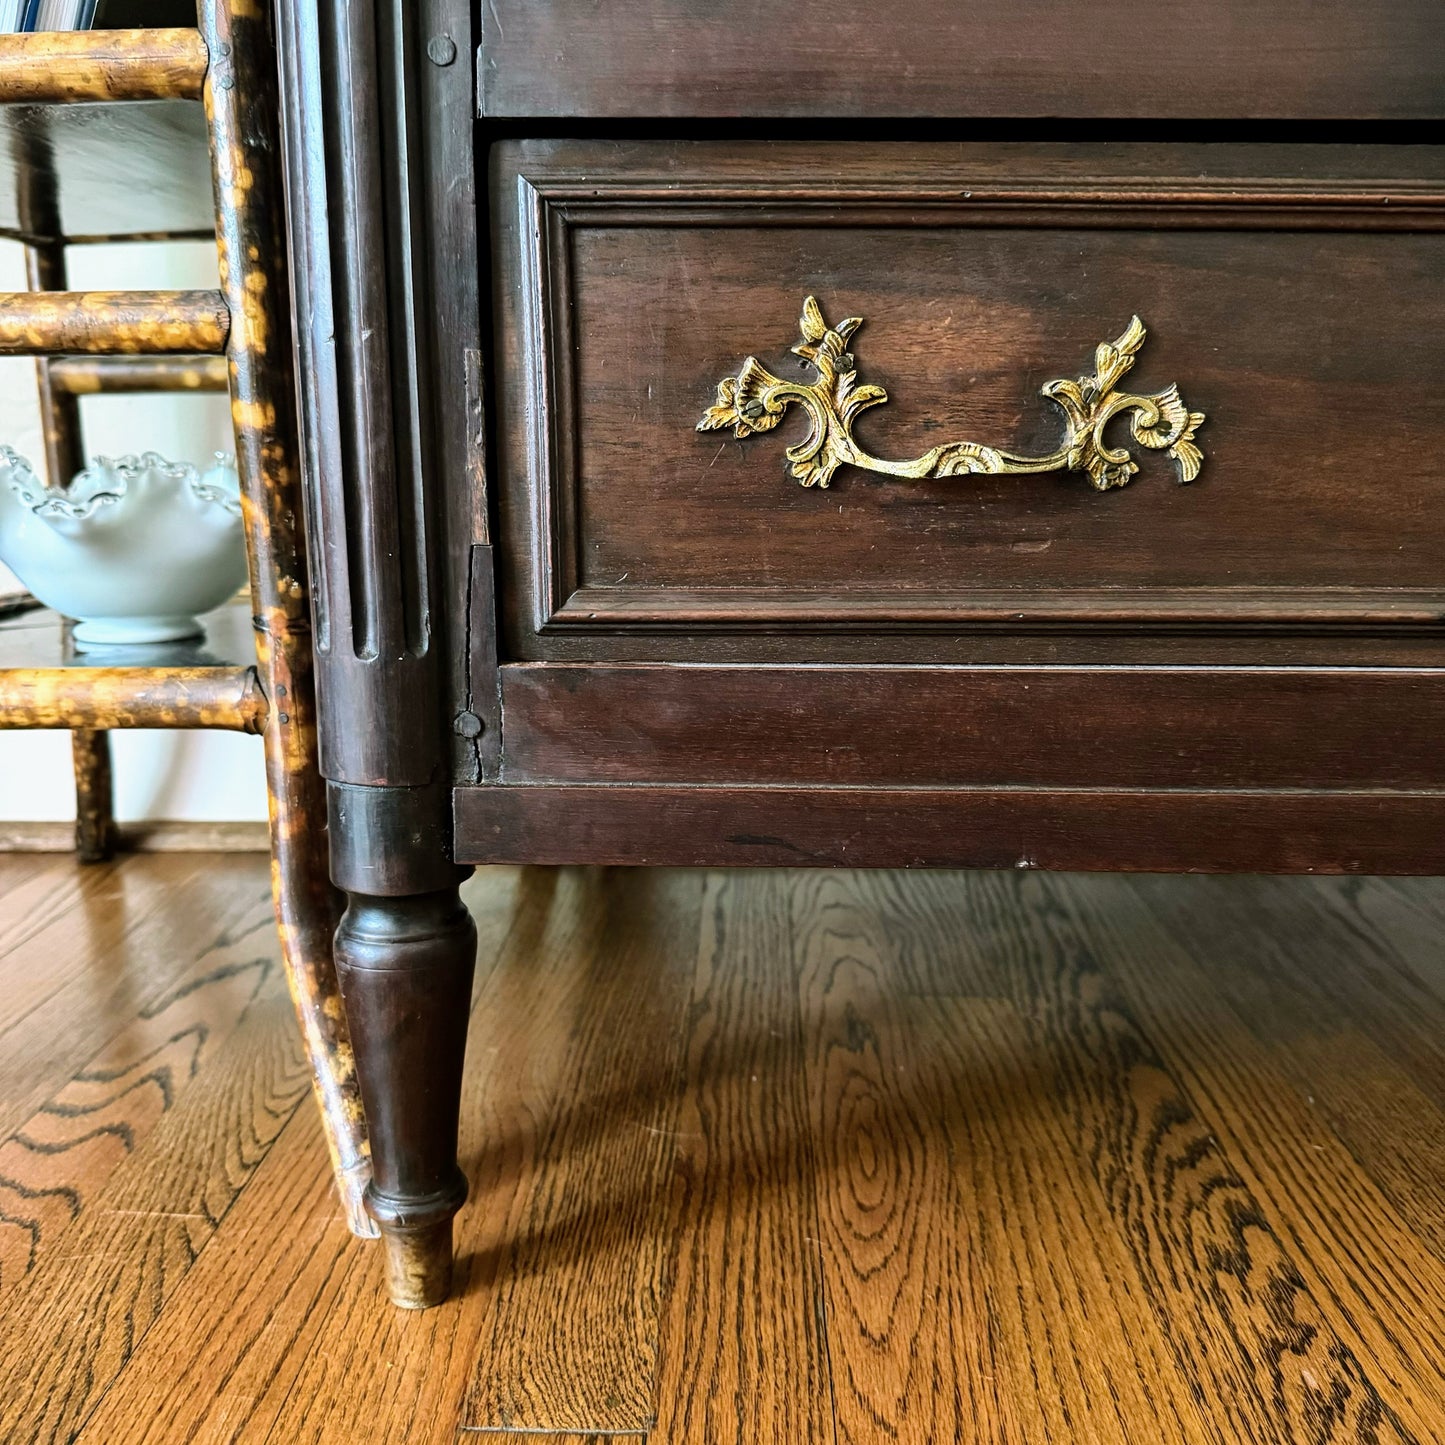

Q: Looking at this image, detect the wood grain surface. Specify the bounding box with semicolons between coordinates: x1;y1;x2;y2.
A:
7;851;1445;1441
492;141;1445;665
477;0;1445;119
455;784;1445;875
496;663;1445;790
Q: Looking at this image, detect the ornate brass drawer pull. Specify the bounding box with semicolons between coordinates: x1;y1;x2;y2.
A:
698;296;1205;492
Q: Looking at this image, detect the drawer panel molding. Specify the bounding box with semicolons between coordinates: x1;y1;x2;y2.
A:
494;142;1445;655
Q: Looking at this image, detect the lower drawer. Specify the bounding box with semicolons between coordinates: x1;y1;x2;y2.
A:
491;139;1445;664
493;663;1445;790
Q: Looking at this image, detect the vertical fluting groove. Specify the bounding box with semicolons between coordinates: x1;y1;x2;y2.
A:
271;0;446;788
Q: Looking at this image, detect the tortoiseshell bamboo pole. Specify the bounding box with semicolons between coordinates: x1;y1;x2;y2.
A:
21;264;83;501
20;154;118;865
49;355;230;395
0;29;207;103
0;666;267;731
0;291;229;355
199;0;376;1238
70;730;118;863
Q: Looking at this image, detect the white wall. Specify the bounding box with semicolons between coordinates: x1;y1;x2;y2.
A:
0;238;267;824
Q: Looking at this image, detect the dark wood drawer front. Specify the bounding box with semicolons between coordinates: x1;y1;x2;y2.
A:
497;665;1445;791
492;141;1445;660
478;2;1445;119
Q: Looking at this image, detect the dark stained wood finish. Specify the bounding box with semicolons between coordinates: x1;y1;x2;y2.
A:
273;0;480;792
497;663;1445;791
455;785;1445;874
0;28;206;105
477;0;1445;119
493;140;1445;664
334;885;477;1307
7;855;1445;1439
283;0;1445;1326
0;290;229;355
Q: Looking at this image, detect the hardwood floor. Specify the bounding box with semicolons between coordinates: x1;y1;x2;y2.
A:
2;854;1444;1443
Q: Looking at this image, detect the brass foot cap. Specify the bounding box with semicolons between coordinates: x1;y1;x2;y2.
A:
382;1220;453;1309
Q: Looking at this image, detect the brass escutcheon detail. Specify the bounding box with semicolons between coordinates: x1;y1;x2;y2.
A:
698;296;1205;492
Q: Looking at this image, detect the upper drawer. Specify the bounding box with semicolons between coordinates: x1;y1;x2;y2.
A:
491;141;1445;658
478;1;1445;118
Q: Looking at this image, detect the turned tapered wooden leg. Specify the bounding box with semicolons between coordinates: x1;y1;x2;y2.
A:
335;884;477;1308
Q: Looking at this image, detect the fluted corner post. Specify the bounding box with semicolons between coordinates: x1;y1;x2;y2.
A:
199;0;375;1239
272;0;482;1307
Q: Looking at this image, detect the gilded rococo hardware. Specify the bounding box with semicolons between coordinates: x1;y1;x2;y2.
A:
699;296;1205;492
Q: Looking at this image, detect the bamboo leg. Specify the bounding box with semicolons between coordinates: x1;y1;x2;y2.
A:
201;0;376;1237
71;729;117;863
23;206;118;868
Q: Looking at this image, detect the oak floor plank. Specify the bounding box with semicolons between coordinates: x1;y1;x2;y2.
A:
0;854;270;1146
250;864;700;1445
1049;872;1445;1442
70;1100;355;1445
948;995;1231;1445
1124;875;1445;1110
0;897;280;1290
892;870;1418;1444
795;871;1230;1445
792;871;1008;1445
0;852;106;968
1117;874;1445;1261
0;985;313;1444
460;868;704;1434
8;858;1445;1442
458;1435;641;1443
650;872;836;1445
75;868;528;1445
0;856;205;1036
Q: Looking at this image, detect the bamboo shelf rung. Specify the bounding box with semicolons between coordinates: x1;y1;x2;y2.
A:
0;666;268;734
0;291;230;356
48;355;230;395
0;28;207;104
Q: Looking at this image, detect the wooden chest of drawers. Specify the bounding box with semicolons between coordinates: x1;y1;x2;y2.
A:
273;0;1445;1307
